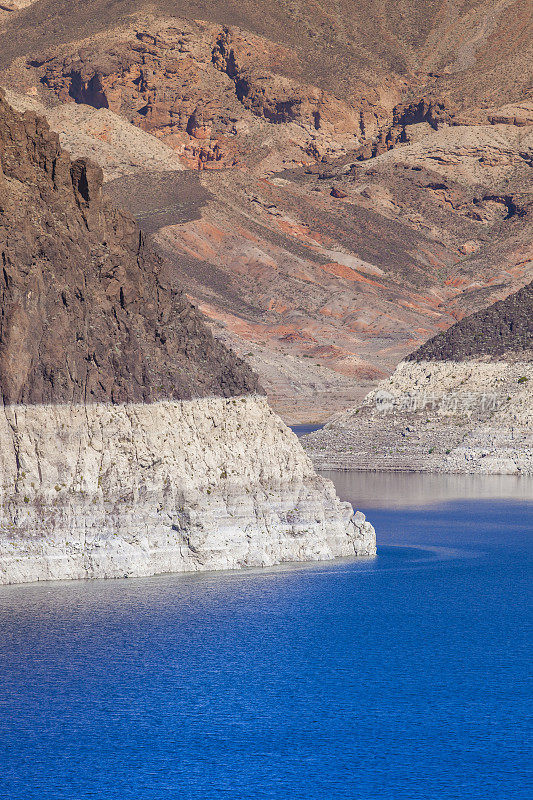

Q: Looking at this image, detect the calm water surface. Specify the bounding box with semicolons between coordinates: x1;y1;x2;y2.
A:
290;424;324;437
0;472;531;799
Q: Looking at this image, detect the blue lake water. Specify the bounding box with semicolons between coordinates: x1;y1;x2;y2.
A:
0;472;531;799
290;424;324;436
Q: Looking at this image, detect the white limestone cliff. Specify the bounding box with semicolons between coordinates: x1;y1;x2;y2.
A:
0;395;375;585
304;360;532;474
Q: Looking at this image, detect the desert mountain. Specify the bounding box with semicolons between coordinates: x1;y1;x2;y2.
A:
1;1;531;420
0;92;375;584
0;89;258;404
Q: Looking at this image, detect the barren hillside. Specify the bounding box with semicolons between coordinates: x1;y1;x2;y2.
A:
1;1;531;420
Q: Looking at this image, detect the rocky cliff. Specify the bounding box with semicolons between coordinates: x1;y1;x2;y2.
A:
2;2;531;420
0;89;259;404
0;93;375;584
303;283;533;474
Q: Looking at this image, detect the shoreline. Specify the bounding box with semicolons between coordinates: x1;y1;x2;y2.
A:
0;396;375;586
303;360;532;475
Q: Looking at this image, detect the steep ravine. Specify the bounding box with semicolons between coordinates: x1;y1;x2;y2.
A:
0;93;375;584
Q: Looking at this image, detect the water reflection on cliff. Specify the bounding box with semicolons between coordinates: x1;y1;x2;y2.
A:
320;469;533;508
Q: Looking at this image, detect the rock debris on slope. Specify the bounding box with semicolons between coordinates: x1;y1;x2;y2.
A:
0;93;375;584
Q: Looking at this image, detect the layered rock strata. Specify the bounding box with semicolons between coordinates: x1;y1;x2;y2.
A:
0;93;375;584
1;6;532;419
0;397;375;585
304;284;532;474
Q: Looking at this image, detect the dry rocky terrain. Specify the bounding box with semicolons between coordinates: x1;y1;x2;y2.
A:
0;92;375;584
0;1;532;420
0;89;258;404
304;283;533;473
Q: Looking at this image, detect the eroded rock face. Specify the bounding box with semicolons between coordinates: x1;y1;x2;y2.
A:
360;97;455;159
303;284;533;474
0;397;376;585
0;93;375;583
212;26;365;134
0;89;259;404
27;20;389;170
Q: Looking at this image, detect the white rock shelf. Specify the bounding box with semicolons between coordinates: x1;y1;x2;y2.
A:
0;395;375;585
304;360;533;474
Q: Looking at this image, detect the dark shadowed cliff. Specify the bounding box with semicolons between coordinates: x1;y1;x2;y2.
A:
0;90;260;404
408;281;533;361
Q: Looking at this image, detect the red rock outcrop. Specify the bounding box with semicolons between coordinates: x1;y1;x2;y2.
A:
24;20;390;170
212;26;370;137
357;97;456;160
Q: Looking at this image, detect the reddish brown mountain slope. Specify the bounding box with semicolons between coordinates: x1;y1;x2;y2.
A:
0;2;531;420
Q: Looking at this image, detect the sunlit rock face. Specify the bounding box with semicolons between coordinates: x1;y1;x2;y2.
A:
303;283;533;474
0;397;375;585
0;93;375;584
1;3;531;421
